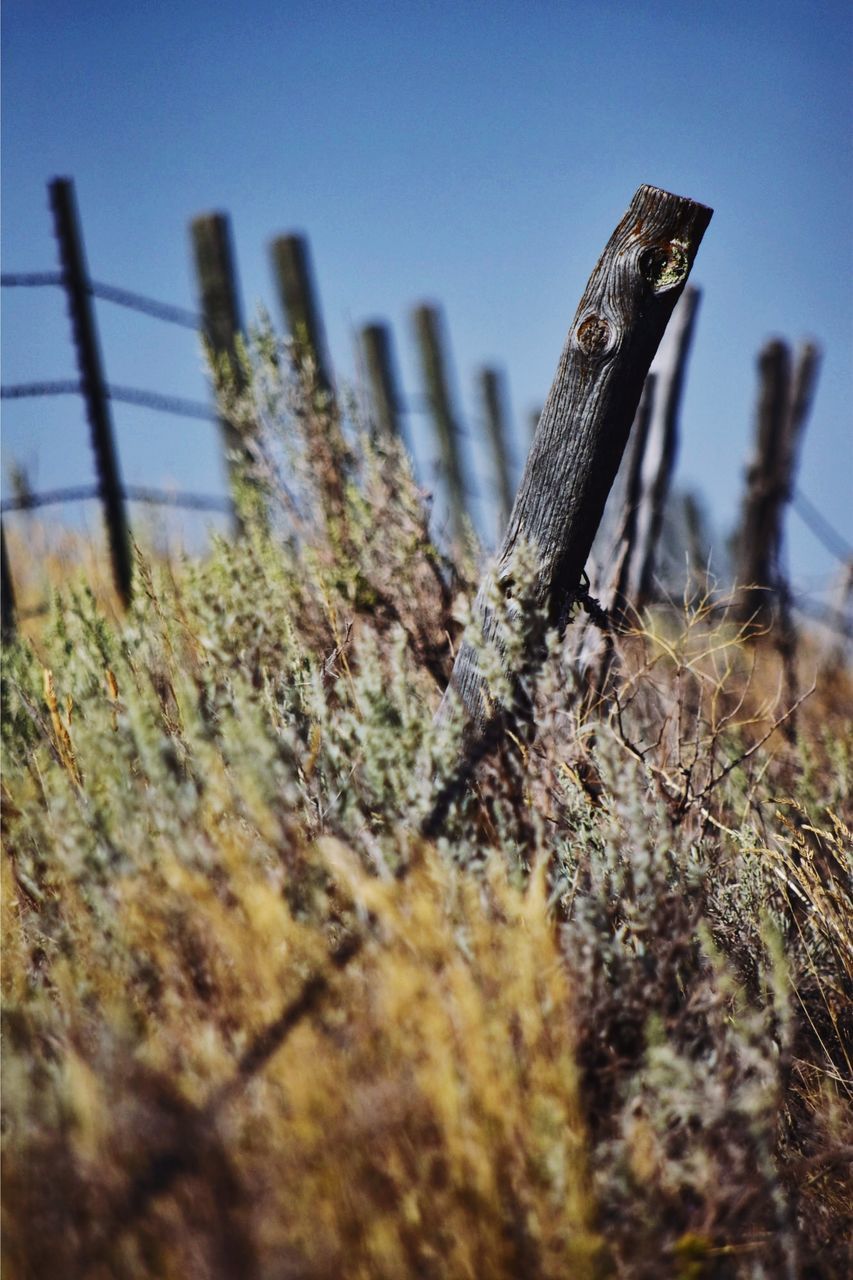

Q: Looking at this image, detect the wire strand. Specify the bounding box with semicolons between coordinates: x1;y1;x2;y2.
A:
89;281;201;330
792;489;853;564
1;380;82;399
107;385;215;421
2;270;201;330
2;485;230;515
1;271;65;287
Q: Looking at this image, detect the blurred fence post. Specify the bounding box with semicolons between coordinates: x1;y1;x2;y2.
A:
478;366;515;540
270;234;333;396
735;339;820;624
1;521;16;640
412;303;469;545
436;184;712;742
360;322;402;441
189;211;253;530
682;490;710;595
50;177;133;606
630;285;701;604
602;374;656;616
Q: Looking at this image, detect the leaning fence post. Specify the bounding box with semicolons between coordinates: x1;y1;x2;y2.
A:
360;322;403;441
49;177;133;607
190;212;252;530
412;303;469;546
478;367;515;540
1;521;16;640
439;185;712;738
630;285;701;604
270;234;333;396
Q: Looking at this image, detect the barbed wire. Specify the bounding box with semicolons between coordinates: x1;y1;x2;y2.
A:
1;380;215;422
791;597;853;641
89;281;202;330
124;486;230;512
1;485;97;512
107;385;215;421
1;380;82;399
792;488;853;564
2;270;201;330
1;485;231;515
1;272;64;288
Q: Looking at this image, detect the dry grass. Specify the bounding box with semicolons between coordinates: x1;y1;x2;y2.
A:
2;333;851;1278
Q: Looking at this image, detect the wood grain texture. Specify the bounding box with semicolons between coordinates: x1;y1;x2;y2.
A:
440;184;713;735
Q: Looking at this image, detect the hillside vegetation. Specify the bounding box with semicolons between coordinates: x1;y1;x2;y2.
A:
2;332;851;1279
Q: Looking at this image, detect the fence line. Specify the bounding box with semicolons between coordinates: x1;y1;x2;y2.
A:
3;181;849;650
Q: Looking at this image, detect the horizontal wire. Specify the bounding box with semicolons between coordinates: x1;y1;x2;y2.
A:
107;385;215;421
1;485;97;512
2;485;231;515
89;281;202;330
123;486;231;512
792;489;853;564
1;380;82;398
1;381;215;422
2;270;201;330
791;597;853;640
1;272;64;287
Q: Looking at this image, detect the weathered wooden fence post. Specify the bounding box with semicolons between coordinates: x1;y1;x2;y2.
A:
629;285;701;604
1;521;16;640
270;232;350;524
412;303;469;545
735;339;820;624
360;321;403;441
600;373;657;617
50;177;133;606
190;211;251;528
478;367;515;540
270;234;333;396
682;489;710;595
439;185;712;738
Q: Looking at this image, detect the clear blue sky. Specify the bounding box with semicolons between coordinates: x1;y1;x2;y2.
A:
2;0;851;599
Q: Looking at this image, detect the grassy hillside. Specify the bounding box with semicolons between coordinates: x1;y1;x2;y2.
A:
2;334;851;1278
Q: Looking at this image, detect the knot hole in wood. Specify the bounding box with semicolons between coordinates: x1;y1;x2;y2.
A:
576;314;613;357
639;241;688;292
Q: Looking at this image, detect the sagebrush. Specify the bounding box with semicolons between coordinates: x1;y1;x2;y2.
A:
2;329;851;1279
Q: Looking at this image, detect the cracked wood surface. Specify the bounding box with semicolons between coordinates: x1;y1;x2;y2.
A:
440;184;713;736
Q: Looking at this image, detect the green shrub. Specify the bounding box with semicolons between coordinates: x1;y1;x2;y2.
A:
2;329;851;1278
